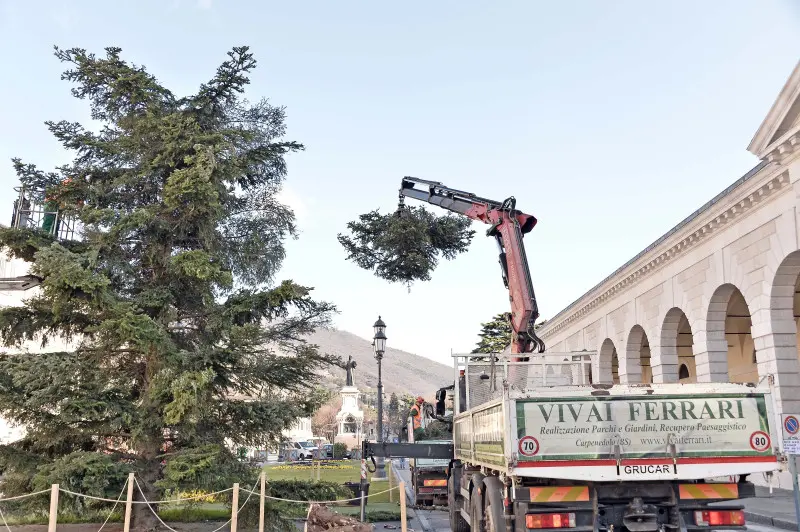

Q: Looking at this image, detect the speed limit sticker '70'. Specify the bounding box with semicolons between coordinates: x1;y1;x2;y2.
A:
519;436;539;456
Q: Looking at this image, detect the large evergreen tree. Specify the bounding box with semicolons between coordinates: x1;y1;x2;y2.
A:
472;312;512;354
0;45;335;530
472;313;548;355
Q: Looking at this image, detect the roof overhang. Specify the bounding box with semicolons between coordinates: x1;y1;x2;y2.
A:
0;275;42;291
748;60;800;159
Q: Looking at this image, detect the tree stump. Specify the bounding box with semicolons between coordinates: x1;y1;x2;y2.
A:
306;504;374;532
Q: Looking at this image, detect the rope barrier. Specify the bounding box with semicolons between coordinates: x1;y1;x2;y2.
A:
0;507;10;532
96;478;129;532
134;478;179;532
60;488;125;504
243;483;400;504
0;477;400;507
206;477;259;532
0;488;52;503
59;486;234;504
0;469;406;529
144;487;235;505
134;476;260;532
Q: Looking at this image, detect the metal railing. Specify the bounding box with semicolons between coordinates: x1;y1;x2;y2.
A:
10;185;79;241
452;352;594;410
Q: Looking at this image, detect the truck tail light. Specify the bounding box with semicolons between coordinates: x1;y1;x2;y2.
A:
423;479;447;486
526;513;575;529
693;510;745;526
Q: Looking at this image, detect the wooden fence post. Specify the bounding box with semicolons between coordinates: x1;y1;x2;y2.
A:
259;471;266;532
231;482;240;532
399;481;407;532
123;472;135;532
47;484;59;532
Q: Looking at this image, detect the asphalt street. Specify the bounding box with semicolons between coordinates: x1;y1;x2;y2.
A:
393;464;789;532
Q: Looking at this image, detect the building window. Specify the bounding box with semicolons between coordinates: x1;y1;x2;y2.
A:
679;364;690;380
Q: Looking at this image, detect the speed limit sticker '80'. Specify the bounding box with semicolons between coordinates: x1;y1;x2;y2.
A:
519;436;539;456
749;431;771;452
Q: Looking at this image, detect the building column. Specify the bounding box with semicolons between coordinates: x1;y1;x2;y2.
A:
618;352;642;384
594;359;613;384
753;316;800;415
691;328;729;382
595;340;616;384
650;341;679;383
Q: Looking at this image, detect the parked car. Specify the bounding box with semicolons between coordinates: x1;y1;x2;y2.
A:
292;440;319;460
321;443;352;460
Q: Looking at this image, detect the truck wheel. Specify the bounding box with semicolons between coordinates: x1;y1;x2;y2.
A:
448;474;469;532
482;477;505;532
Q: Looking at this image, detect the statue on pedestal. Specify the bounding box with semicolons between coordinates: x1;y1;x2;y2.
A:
341;355;357;387
335;355;364;449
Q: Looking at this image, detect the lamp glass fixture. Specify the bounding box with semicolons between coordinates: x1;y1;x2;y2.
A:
373;315;386;336
374;329;387;353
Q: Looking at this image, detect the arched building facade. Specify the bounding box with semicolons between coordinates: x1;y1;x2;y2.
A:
539;60;800;422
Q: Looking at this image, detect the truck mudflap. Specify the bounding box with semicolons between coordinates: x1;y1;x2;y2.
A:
511;481;754;532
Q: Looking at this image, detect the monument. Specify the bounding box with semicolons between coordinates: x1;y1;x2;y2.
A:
335;355;364;450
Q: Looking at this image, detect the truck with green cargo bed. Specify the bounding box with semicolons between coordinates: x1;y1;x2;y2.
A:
443;353;785;532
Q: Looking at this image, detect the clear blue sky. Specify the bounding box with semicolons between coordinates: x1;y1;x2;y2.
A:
1;1;799;366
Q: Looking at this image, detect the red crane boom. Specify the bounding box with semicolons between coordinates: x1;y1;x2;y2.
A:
398;176;545;354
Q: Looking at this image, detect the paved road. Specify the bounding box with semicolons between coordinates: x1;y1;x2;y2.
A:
398;506;788;532
404;509;788;532
394;464;793;532
392;462;449;532
393;465;790;532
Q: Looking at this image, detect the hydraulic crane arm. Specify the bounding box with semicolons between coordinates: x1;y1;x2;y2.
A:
399;176;545;354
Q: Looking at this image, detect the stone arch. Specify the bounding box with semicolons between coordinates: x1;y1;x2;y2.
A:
659;307;694;383
770;250;800;337
624;325;650;383
767;251;800;413
702;283;757;383
344;415;357;433
597;338;618;384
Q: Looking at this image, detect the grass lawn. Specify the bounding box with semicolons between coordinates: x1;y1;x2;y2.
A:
264;460;400;504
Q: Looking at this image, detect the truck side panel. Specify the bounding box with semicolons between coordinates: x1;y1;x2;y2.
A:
510;391;780;481
454;399;509;472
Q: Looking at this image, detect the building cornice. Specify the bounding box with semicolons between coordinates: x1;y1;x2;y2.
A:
540;157;795;340
748;60;800;159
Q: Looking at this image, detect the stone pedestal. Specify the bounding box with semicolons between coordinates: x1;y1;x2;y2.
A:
334;385;364;450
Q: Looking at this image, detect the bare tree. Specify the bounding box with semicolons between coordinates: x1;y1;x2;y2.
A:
313;396;342;442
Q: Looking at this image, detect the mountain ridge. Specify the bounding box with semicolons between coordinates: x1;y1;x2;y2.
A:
307;327;453;397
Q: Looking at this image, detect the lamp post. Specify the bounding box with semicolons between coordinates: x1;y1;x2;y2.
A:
373;316;387;480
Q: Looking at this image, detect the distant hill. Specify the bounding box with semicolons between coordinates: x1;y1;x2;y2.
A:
306;327;453;397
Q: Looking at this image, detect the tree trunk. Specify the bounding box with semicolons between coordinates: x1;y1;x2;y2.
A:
131;454;162;531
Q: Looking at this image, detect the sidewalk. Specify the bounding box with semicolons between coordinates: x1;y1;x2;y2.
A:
729;487;800;531
391;461;414;504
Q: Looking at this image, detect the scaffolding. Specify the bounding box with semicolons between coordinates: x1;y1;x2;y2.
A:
10;184;79;241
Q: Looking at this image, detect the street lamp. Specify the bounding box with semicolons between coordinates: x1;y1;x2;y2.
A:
373;316;388;479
